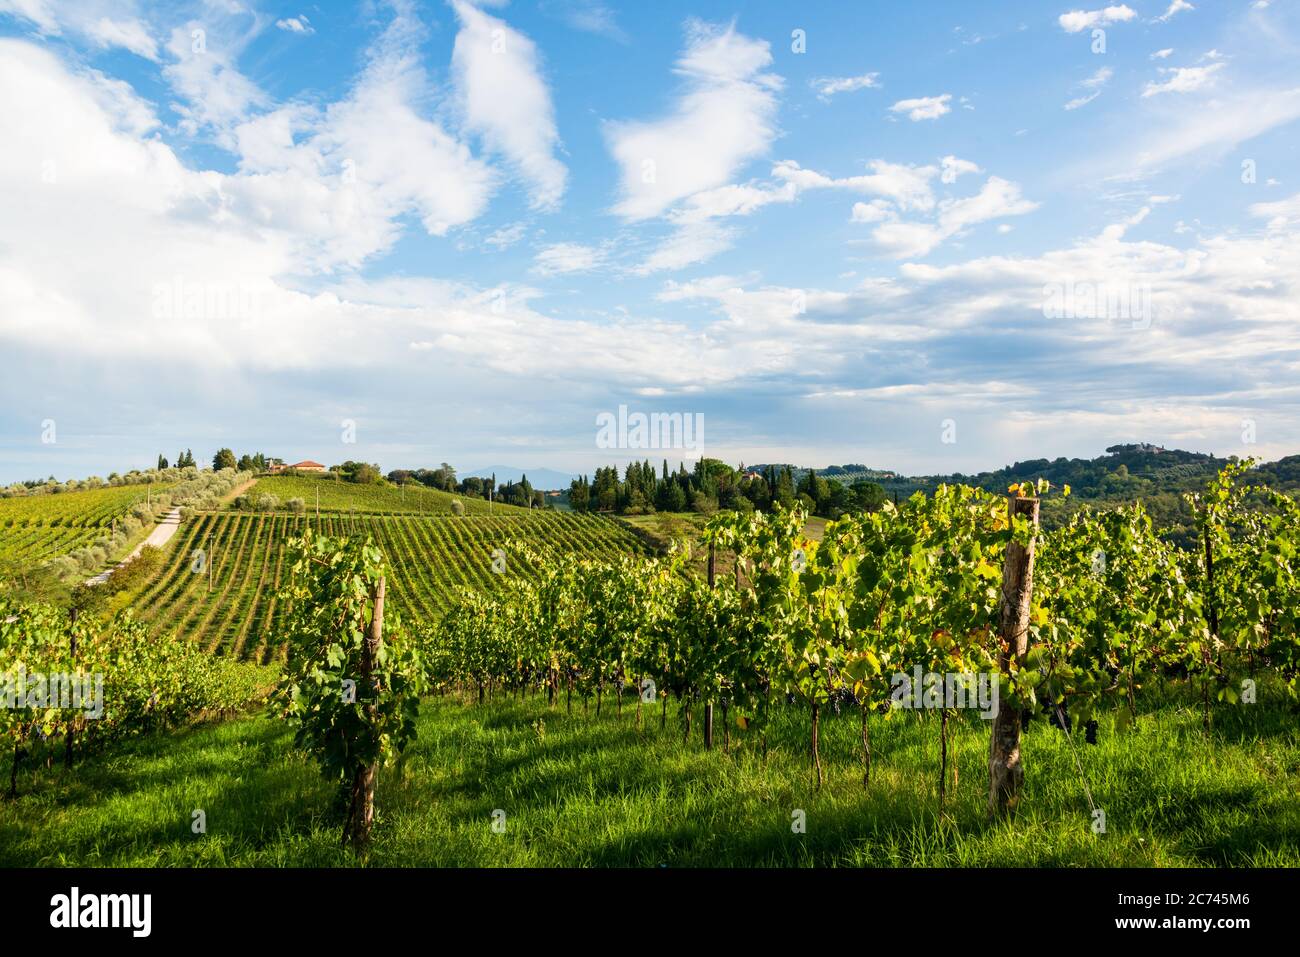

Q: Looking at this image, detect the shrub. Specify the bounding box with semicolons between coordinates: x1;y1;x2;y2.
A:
103;545;163;595
691;493;719;516
286;497;306;514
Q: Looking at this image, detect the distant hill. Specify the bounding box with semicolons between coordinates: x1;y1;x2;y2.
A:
463;466;577;491
783;445;1300;546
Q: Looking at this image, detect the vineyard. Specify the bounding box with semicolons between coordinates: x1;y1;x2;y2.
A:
247;475;522;515
0;462;1297;867
409;464;1299;811
0;483;176;565
128;510;648;661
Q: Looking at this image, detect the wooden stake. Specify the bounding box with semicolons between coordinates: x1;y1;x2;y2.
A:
345;575;384;851
705;541;716;748
987;496;1039;818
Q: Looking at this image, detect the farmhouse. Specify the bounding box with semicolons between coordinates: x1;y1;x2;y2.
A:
268;460;327;474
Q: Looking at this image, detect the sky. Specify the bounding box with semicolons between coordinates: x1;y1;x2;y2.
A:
1;0;1299;485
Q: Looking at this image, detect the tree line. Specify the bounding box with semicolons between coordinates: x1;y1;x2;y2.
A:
567;458;888;519
385;464;546;508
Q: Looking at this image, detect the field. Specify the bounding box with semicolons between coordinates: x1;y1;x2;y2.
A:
0;483;173;565
2;683;1295;867
127;510;648;660
248;475;523;515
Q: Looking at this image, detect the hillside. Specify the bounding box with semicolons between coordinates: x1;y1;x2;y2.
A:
764;446;1300;544
0;482;173;565
245;474;529;515
123;509;647;660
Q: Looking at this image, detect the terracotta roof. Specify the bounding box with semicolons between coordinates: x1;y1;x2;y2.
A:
291;460;325;468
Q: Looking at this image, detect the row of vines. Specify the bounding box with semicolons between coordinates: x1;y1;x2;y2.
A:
418;463;1298;807
129;511;648;660
0;602;270;798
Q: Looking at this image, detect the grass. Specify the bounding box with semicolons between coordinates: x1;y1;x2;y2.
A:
3;681;1295;867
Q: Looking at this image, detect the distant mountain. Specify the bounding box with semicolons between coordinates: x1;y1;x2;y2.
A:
463;466;577;491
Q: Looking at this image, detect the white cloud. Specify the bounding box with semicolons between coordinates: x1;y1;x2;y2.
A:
1151;47;1174;59
889;93;951;121
1125;86;1300;173
0;0;60;32
275;16;314;35
532;242;605;275
775;158;941;212
850;200;894;223
85;17;158;59
638;153;971;268
667;179;799;225
544;0;627;42
484;222;528;249
450;0;567;211
1058;6;1137;33
635;222;736;274
653;217;1300;467
0;1;158;59
1250;190;1300;230
712;155;982;240
1142;61;1225;97
606;21;781;220
1065;66;1112;109
812;72;879;100
941;155;981;181
1154;1;1193;23
216;6;496;269
163;22;268;145
868;177;1039;258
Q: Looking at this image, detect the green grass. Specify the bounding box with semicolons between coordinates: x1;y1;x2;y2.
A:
246;476;525;516
3;682;1295;867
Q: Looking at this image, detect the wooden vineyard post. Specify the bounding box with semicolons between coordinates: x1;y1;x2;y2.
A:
987;495;1039;818
1201;524;1219;729
346;575;384;851
704;542;716;750
66;607;78;768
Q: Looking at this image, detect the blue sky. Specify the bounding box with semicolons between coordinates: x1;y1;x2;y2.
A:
1;0;1299;484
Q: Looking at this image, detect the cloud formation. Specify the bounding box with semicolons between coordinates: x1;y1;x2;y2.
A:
889;94;952;121
451;0;567;210
606;21;781;220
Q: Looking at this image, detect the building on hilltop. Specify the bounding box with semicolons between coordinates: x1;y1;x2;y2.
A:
268;460;328;474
